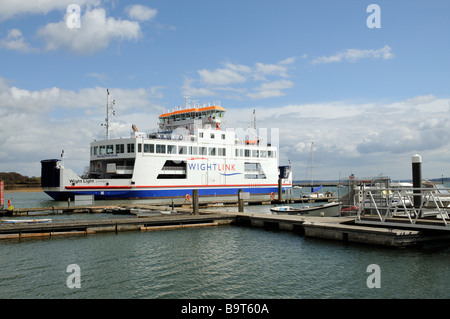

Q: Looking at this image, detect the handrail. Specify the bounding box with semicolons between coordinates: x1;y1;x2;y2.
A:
357;186;450;227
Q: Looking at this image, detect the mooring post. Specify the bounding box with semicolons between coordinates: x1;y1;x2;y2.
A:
238;189;244;212
192;189;199;215
412;154;422;216
278;178;282;202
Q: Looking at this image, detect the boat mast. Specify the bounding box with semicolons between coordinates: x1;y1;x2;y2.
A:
310;142;314;189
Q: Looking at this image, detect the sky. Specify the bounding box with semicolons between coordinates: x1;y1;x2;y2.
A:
0;0;449;181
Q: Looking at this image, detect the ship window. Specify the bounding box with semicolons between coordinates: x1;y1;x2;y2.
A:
221;134;225;140
244;149;250;157
252;150;259;158
209;147;216;156
268;150;276;158
260;150;267;158
138;143;142;153
127;143;135;153
178;146;187;155
200;147;207;155
235;149;239;157
156;144;166;154
99;145;106;155
218;148;226;156
116;144;124;154
199;132;204;138
167;145;176;154
240;149;243;157
189;146;198;155
210;133;215;139
144;144;154;153
92;146;98;155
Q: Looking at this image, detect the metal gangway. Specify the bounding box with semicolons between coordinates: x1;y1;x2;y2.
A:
355;184;450;231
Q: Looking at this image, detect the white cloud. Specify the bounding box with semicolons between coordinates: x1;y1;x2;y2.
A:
0;0;100;21
312;45;394;64
86;72;109;82
0;29;38;53
404;94;436;106
225;96;450;179
0;77;161;176
255;62;290;78
198;67;247;86
182;77;217;97
37;8;141;55
184;59;295;100
246;80;294;99
126;5;158;21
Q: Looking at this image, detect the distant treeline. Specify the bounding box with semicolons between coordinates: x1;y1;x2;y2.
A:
293;177;450;184
0;172;41;188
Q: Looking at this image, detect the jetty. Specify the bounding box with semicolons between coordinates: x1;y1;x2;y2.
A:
1;201;449;247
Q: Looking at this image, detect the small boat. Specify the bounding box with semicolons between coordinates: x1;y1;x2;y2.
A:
130;208;164;217
131;208;180;217
1;219;52;224
270;202;340;217
270;206;303;213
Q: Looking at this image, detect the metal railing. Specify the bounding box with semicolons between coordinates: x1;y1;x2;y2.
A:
356;186;450;229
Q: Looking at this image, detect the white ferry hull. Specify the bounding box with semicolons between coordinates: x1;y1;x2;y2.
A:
42;161;291;201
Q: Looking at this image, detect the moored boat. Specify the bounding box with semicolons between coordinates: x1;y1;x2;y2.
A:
270;202;340;217
1;219;52;224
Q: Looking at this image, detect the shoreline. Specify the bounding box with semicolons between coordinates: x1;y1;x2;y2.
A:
4;187;43;193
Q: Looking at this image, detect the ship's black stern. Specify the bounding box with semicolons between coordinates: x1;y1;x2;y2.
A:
41;159;61;188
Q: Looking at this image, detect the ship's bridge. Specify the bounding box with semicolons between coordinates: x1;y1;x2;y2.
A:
159;104;225;132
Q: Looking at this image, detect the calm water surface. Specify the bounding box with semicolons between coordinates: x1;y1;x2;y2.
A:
0;191;449;299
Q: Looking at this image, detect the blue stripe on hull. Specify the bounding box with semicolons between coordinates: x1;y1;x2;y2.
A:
44;187;284;201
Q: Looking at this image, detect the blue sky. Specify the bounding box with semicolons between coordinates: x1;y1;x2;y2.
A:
0;0;449;181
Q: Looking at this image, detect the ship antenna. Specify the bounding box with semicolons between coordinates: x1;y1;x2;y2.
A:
184;96;191;108
251;109;256;131
103;89;116;139
248;108;260;140
106;89;110;139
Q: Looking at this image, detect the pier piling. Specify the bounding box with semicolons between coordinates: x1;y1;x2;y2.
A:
238;189;244;212
412;154;422;215
192;189;199;215
278;178;282;202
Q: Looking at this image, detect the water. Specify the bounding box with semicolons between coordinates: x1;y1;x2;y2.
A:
1;191;449;299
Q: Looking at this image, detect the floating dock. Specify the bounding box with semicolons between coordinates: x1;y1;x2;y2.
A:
1;206;449;247
0;214;235;240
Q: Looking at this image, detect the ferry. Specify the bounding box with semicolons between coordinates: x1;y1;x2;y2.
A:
41;91;292;200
